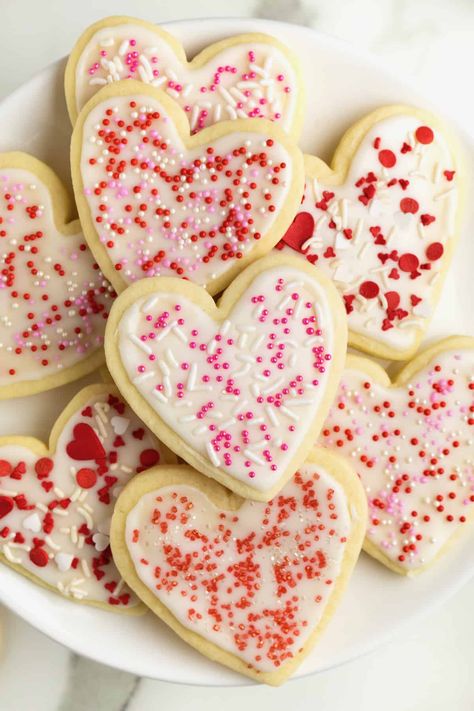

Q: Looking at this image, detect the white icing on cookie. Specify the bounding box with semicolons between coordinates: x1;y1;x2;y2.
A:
0;166;114;393
0;386;166;607
125;462;351;672
115;264;338;494
319;346;474;571
71;20;300;133
279;113;459;355
76;90;300;294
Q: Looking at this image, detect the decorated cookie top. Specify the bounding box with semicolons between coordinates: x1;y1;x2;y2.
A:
111;452;366;684
72;83;304;296
0;384;171;609
277;107;461;360
0;155;115;399
319;338;474;573
65;16;303;136
105;255;346;501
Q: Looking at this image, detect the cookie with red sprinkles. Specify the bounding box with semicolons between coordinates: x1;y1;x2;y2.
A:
65;15;304;136
110;449;367;684
0;383;175;609
319;336;474;574
71;81;304;297
0;153;116;399
276;105;462;360
104;253;347;501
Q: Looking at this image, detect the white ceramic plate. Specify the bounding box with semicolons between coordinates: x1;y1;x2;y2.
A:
0;17;472;687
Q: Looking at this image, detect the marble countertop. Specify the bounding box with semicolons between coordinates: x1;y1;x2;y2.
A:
0;1;473;710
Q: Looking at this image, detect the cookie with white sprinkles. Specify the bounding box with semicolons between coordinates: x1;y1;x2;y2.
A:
65;15;304;136
277;105;463;360
0;383;174;609
104;253;347;502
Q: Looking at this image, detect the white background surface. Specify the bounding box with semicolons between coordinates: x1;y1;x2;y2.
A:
0;1;473;710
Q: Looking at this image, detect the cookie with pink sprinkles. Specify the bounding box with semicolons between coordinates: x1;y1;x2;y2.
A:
104;253;347;502
65;15;304;136
0;152;115;399
318;336;474;574
71;81;304;297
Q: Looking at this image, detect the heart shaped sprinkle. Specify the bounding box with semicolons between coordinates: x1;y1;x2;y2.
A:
66;16;302;134
319;337;474;573
105;254;346;500
0;155;115;398
278;107;460;359
0;384;171;609
111;452;366;684
72;83;304;296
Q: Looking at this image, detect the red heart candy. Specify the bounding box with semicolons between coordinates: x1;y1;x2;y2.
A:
0;495;14;519
66;423;106;461
281;212;315;253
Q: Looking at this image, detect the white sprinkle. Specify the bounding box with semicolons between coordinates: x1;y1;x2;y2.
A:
265;405;279;427
280;406;299;421
166;348;179;368
99;37;114;47
138;65;150;84
243;449;265;466
152;389;168;403
151;76;167;88
118;39;129;56
172;325;188;343
206;442;220;467
129;333;152;355
262;377;284;395
142;295;159;312
133;370;156;384
89;77;108;86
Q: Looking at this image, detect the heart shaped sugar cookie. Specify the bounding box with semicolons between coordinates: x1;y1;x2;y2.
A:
71;82;304;297
0;153;115;399
276;105;463;360
105;254;347;501
65;15;304;136
110;449;367;684
319;336;474;574
0;383;174;610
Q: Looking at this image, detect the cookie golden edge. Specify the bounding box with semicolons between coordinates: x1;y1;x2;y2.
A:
110;447;368;685
0;152;109;400
302;104;466;361
64;14;306;138
340;335;474;575
70;80;305;297
0;382;177;612
104;252;348;502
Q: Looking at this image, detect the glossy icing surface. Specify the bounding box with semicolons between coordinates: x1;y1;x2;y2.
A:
125;462;351;672
79;93;296;291
0;168;114;388
0;387;165;607
74;22;299;132
278;114;459;353
320;348;474;570
117;265;336;493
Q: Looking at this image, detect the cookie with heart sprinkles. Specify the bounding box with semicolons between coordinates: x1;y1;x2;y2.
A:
0;383;175;610
276;105;463;360
110;449;367;684
104;253;347;501
71;81;304;297
318;336;474;574
65;15;304;136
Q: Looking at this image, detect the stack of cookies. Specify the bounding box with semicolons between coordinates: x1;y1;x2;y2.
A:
0;15;471;686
